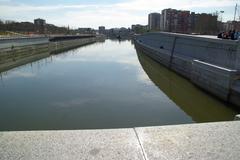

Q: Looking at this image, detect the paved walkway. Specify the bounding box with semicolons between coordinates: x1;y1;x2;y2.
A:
0;121;240;160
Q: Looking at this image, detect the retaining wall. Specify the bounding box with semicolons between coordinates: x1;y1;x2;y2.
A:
0;37;97;72
135;32;240;107
0;37;49;49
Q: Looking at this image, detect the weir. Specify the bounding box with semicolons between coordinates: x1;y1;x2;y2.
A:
135;32;240;107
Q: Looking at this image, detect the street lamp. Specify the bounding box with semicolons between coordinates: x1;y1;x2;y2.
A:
220;11;224;22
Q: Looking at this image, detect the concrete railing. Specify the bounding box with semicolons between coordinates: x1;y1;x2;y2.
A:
135;32;240;107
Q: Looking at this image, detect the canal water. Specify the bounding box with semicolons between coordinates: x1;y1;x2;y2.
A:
0;40;238;131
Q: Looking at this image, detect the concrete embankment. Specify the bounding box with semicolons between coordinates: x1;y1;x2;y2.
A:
135;32;240;107
0;36;97;72
0;121;240;160
136;51;237;122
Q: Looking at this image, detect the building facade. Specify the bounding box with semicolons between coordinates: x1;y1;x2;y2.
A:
131;24;148;33
161;9;191;33
34;18;46;34
191;13;218;34
223;21;240;31
99;26;106;34
148;13;161;31
160;9;218;34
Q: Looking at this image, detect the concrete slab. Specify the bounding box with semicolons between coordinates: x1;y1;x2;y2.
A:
1;122;240;160
135;121;240;160
0;129;144;160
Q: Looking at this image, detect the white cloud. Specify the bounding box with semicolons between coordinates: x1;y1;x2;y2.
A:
0;0;238;28
117;0;236;11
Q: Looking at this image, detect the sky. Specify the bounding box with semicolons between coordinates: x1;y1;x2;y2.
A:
0;0;239;29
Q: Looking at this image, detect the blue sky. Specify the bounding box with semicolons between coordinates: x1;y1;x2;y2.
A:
0;0;239;29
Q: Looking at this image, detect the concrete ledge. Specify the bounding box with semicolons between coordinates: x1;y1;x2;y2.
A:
136;121;240;160
0;121;240;160
0;129;144;160
191;60;239;100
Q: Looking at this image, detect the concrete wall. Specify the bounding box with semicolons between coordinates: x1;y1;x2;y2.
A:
236;42;240;71
135;32;240;107
0;37;49;49
0;37;97;72
0;43;50;72
191;60;238;101
49;37;96;54
137;32;239;70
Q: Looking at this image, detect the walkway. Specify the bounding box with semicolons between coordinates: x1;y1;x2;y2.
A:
1;121;240;160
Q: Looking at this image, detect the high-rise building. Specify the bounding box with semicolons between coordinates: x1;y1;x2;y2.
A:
161;8;218;34
191;13;218;34
99;26;106;34
148;13;161;31
34;18;46;34
161;9;177;32
161;9;191;33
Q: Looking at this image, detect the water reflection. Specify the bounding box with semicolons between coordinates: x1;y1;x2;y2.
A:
136;49;238;122
0;40;193;131
0;40;238;131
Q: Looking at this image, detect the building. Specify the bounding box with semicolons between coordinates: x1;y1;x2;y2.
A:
131;24;148;33
77;28;96;34
161;9;177;32
176;10;191;33
160;9;218;34
161;9;191;33
148;13;161;31
34;18;46;34
99;26;106;34
223;21;240;31
191;13;218;34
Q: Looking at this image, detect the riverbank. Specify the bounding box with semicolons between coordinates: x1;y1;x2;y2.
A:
0;36;98;72
0;121;239;160
135;32;240;107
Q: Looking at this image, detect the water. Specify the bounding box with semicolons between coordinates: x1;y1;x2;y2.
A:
0;40;238;131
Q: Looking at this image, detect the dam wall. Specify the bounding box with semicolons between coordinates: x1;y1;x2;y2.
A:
135;32;240;107
0;36;97;72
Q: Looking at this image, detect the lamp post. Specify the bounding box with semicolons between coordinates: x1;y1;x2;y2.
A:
220;11;224;22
